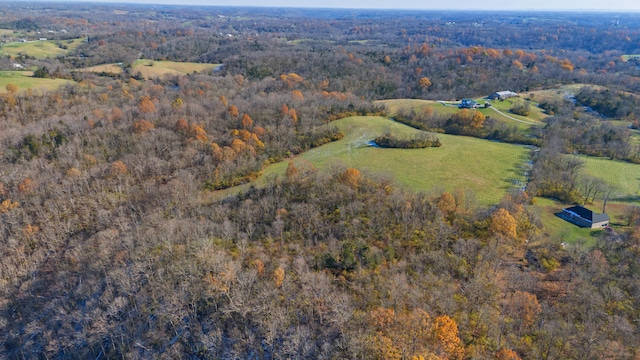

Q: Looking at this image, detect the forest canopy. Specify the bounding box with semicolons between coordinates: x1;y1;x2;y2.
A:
0;3;639;359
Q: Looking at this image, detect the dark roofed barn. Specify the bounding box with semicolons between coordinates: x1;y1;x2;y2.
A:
460;98;480;108
561;205;609;228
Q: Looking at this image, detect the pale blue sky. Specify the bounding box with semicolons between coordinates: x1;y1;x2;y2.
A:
91;0;640;11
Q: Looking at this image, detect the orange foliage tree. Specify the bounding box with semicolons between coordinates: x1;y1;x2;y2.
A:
137;95;156;114
18;178;36;193
339;168;361;188
228;105;239;118
432;315;464;360
133;120;155;133
241;114;253;129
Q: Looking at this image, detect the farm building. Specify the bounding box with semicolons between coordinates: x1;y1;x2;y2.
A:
488;91;518;100
561;205;609;228
459;98;480;108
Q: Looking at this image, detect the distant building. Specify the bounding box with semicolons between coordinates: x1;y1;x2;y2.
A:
39;38;47;41
459;98;480;109
561;205;610;229
488;91;518;100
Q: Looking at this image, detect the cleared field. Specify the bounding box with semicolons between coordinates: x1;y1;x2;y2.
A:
580;155;640;201
258;116;530;205
0;37;86;58
131;60;220;78
77;63;124;74
0;71;72;93
76;60;221;79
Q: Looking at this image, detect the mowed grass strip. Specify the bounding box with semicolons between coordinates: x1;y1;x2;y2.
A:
0;71;72;93
0;37;86;58
259;116;530;205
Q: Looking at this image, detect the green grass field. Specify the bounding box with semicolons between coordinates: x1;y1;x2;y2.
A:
253;116;530;205
0;71;72;93
580;156;640;201
0;37;86;58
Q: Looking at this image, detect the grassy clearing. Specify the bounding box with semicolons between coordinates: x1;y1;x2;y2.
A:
0;71;72;93
131;60;220;78
77;60;221;79
580;155;640;201
255;116;530;205
0;37;86;58
77;63;124;74
376;99;437;114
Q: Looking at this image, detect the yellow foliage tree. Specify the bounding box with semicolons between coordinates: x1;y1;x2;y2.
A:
0;199;20;213
419;77;432;89
5;83;18;94
172;96;184;109
490;208;517;239
471;111;486;129
273;267;285;287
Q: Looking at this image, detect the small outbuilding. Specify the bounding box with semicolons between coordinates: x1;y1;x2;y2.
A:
561;205;610;229
488;91;517;100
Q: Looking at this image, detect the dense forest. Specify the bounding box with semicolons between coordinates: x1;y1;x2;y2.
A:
0;2;640;359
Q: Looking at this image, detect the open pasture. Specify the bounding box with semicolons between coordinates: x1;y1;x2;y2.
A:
131;59;220;78
0;37;85;58
580;155;640;201
258;116;530;205
0;71;72;93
